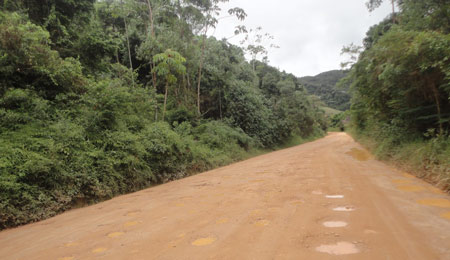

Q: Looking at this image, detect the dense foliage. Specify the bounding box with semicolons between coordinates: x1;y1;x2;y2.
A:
0;1;326;229
298;70;350;111
347;0;450;189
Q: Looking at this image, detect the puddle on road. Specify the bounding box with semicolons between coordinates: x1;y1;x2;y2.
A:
107;232;124;238
92;247;107;253
440;212;450;220
191;237;216;246
124;221;139;227
315;241;360;255
333;206;355;212
346;148;371;161
417;198;450;208
322;221;348;227
126;211;140;217
325;195;344;199
402;173;416;179
396;185;425;192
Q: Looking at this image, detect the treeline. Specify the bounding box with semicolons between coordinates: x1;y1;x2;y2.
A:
346;0;450;189
0;1;326;229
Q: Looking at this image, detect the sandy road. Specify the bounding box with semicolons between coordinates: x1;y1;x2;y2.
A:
1;132;450;260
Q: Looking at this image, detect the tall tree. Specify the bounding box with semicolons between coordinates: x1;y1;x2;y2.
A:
195;1;246;115
366;0;398;23
153;49;187;120
239;26;279;71
119;0;135;87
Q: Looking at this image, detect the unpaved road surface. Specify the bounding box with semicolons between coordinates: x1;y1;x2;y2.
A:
1;132;450;260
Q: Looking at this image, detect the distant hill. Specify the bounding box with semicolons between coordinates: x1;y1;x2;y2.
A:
298;70;350;111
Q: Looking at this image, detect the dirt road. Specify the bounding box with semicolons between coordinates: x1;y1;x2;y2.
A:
1;132;449;260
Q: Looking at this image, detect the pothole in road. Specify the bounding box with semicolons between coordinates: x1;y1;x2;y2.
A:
441;212;450;220
92;247;107;253
254;219;270;227
417;198;450;208
325;195;344;199
346;148;372;161
191;237;216;246
322;221;348;227
332;206;355;212
125;211;140;217
107;232;124;238
403;173;416;179
123;221;139;227
315;241;360;255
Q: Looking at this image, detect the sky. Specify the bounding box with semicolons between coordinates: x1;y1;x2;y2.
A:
211;0;392;77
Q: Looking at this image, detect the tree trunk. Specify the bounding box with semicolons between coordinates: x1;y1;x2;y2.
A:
391;0;396;23
219;88;223;120
186;73;191;105
163;82;168;121
196;34;207;116
145;0;159;121
145;0;157;90
121;1;134;87
430;83;443;135
113;25;120;64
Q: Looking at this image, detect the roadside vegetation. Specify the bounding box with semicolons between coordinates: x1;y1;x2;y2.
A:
344;0;450;191
0;1;327;229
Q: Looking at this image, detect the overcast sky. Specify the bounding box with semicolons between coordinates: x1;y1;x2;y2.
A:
212;0;392;77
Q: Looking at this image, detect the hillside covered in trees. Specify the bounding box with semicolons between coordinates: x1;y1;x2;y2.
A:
299;70;350;111
346;0;450;189
0;1;327;229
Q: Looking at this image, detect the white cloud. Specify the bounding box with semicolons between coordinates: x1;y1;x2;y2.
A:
212;0;392;77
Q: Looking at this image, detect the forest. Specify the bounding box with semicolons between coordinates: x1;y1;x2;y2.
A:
0;0;327;229
345;0;450;190
299;70;350;111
